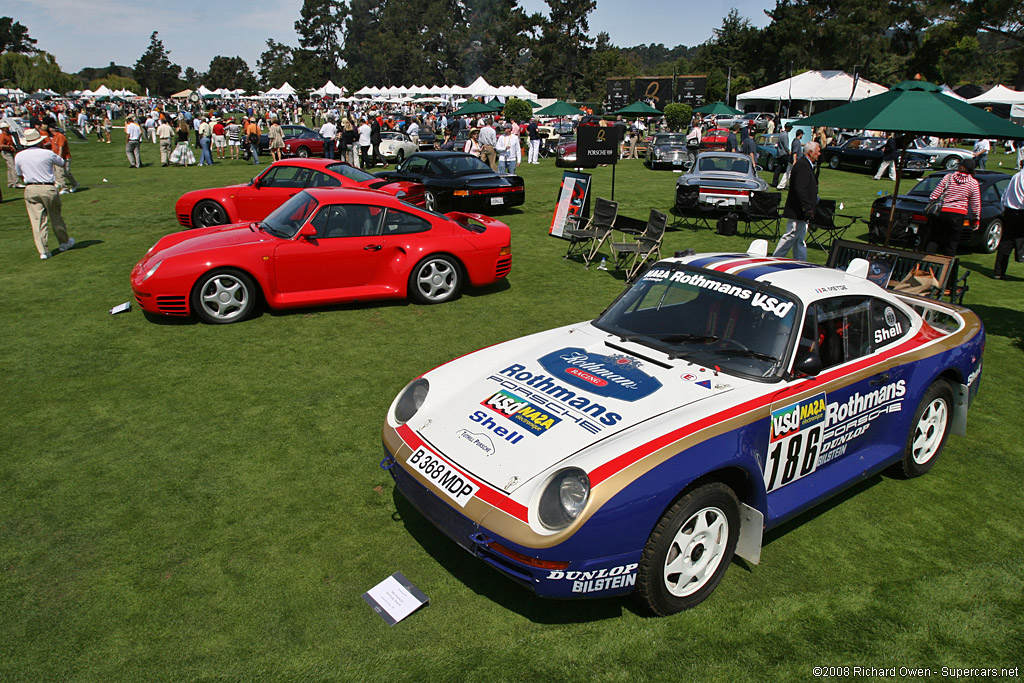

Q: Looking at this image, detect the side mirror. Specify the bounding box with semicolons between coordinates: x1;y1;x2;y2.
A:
298;223;318;239
792;351;822;378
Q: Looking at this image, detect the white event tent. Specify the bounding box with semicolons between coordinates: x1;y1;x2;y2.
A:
353;77;536;101
735;70;887;112
967;84;1024;105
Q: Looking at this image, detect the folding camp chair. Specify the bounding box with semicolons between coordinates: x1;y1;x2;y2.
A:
742;191;782;239
609;209;668;280
563;197;618;265
807;199;858;252
672;185;714;230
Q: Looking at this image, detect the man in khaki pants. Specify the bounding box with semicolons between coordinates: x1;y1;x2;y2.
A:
13;128;74;260
156;116;174;166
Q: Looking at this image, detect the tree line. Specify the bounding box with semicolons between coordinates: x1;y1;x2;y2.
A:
2;1;1021;101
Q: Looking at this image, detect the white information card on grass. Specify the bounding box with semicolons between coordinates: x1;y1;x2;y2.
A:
362;572;428;625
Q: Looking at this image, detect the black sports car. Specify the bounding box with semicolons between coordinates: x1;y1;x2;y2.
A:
867;170;1011;253
823;136;931;176
644;133;690;169
375;151;525;213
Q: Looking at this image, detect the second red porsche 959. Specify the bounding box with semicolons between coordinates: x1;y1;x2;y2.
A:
381;241;984;616
132;188;512;324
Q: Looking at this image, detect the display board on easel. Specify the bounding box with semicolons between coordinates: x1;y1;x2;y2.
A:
549;171;592;239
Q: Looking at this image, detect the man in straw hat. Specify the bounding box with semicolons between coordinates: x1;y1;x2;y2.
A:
14;128;75;260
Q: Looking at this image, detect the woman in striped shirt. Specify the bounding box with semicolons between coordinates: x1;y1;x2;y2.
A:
927;158;981;255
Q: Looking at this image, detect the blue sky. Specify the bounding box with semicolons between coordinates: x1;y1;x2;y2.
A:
22;0;774;77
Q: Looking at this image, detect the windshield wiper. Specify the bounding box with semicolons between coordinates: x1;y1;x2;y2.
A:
705;348;780;363
260;222;290;238
619;332;719;344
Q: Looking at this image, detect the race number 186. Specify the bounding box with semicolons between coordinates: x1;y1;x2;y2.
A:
764;426;821;492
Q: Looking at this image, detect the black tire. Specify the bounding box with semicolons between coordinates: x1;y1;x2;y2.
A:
192;200;229;228
981;219;1002;254
190;269;257;324
396;149;405;163
423;190;441;213
408;255;461;304
942;156;961;171
636;483;739;616
897;380;954;478
828;155;840;170
296;146;310;158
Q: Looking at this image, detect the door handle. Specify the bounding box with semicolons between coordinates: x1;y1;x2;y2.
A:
287;192;297;197
364;244;382;251
869;373;890;386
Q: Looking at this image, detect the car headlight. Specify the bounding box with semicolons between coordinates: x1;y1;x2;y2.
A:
140;260;162;282
538;468;590;530
394;378;429;424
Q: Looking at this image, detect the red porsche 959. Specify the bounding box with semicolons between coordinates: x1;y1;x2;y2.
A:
133;188;512;324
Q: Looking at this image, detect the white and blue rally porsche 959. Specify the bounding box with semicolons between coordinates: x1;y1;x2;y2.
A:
381;241;984;616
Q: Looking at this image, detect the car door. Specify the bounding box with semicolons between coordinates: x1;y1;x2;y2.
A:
273;203;386;294
235;165;312;221
762;295;912;522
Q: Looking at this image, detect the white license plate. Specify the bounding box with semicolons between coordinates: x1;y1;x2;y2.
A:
407;446;479;507
490;196;504;205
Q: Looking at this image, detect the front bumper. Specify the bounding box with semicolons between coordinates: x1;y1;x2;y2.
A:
383;441;641;599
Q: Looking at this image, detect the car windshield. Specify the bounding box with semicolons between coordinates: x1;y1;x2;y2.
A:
436;155;493;176
656;134;687;144
697;156;750;174
593;264;799;380
908;174;945;196
261;191;319;238
327;162;376;182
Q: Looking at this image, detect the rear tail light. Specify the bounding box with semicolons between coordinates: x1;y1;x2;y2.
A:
453;187;523;197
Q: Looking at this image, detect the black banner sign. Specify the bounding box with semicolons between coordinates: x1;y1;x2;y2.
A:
606;78;631;112
677;75;707;105
633;77;673;110
576;125;620;168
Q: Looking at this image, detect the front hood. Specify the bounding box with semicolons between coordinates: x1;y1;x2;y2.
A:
153;223;277;259
406;323;737;492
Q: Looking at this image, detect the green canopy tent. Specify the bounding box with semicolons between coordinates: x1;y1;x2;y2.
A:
613;100;662;116
485;98;505;111
534;100;585;117
798;80;1024;245
693;101;742;115
524;99;542;109
452;100;499;116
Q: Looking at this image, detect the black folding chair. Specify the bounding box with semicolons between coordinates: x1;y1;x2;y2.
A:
672;185;714;230
742;191;782;239
563;197;618;265
609;209;668;280
807;199;858;252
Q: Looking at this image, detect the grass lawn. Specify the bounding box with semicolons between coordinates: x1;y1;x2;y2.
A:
1;133;1022;681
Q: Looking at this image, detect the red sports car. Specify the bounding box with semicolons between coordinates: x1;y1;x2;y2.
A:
699;127;731;151
174;158;425;229
133;188;512;324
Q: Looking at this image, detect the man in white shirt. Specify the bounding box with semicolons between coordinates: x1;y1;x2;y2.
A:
478;118;498;171
320;118;338;159
973;138;990;170
125;116;142;168
14;128;74;260
994;166;1024;279
357;119;372;167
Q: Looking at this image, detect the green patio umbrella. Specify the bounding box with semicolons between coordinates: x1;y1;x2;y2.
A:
452;100;498;116
524;99;542;109
613;100;662;116
798;80;1024;245
485;98;505;111
693;101;742;115
534;100;586;117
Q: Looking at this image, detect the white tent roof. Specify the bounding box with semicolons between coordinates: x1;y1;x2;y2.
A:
940;85;967;101
92;85;113;97
736;70;887;108
967;84;1024;105
197;85;216;96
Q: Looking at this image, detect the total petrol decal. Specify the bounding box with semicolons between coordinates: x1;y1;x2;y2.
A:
480;389;562;435
764;380;906;493
536;348;662;401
